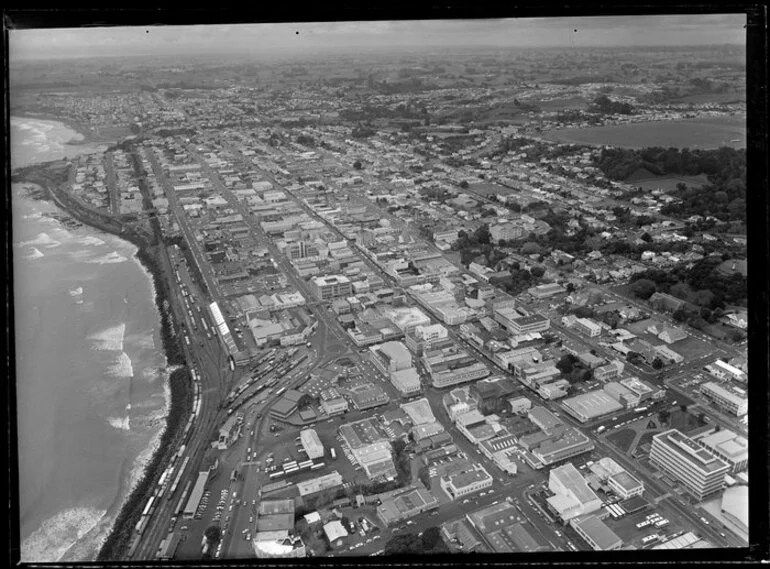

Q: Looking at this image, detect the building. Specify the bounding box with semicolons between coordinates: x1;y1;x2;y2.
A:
466;502;548;552
369;341;412;375
720;486;749;540
440;464;494;500
657;326;688;344
376;487;439;526
603;382;640;409
561;390;624;423
339;418;397;480
391;368;422;396
309;274;352;301
705;359;748;383
300;429;324;460
571;515;623;551
270;389;303;419
505;314;551;336
700;382;748;416
348;382;390;411
650;429;730;501
607;471;645;499
695;429;749;473
508;396;533;414
572;317;602;338
296;471;344;497
649;292;685;313
422;345;490;388
319;388;348;416
528;283;567;299
183;471;210;518
323;520;348;545
654;344;684;364
546;463;602;521
594;360;625;382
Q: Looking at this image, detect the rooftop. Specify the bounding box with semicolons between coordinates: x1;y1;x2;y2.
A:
653;429;730;473
562;390;624;419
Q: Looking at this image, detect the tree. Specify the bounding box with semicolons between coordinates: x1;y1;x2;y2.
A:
556;354;577;374
420;527;442;550
672;308;689;322
658;409;670;424
566;282;576;293
353;160;363;170
459;180;469;189
640;232;652;243
204;525;222;544
530;265;546;278
626;351;643;365
574;306;595;319
652;357;664;370
679;404;688;413
630;278;657;300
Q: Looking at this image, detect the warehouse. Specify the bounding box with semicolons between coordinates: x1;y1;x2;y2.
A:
561;390;624;423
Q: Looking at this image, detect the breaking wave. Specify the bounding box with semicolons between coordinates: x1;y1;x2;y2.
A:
26;247;45;260
87;251;128;265
107;352;134;379
107;416;131;431
88;323;125;352
20;506;108;563
20;232;61;248
69;287;84;297
77;236;106;247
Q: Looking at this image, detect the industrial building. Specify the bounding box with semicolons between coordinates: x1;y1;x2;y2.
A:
561;390;624;423
299;428;324;459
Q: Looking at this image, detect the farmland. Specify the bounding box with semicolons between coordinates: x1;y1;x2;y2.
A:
541;115;746;149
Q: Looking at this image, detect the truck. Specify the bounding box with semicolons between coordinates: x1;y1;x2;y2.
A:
330;448;337;460
596;426;606;434
634;407;648;413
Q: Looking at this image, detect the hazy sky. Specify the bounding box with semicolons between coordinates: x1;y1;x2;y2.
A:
9;15;746;61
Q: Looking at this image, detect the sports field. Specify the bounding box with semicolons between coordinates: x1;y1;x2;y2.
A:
541;115;745;149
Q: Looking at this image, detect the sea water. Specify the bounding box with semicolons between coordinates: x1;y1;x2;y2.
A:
12;117;169;562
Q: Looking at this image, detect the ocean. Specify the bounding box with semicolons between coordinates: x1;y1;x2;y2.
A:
11;117;170;562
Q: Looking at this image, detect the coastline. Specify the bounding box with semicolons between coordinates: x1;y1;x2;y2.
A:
13;149;193;561
11;110;132;147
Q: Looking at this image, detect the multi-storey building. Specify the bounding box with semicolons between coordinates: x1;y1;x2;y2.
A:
650;429;730;501
695;429;749;473
440;464;494;499
572;317;602;338
309;274;352;301
422;345;490;388
700;382;748;416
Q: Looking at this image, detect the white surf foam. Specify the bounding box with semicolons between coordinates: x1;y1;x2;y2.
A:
107;416;131;431
107;351;134;379
88;323;125;352
77;236;106;247
69;287;84;297
20;506;108;563
26;247;45;260
87;251;128;265
20;232;61;248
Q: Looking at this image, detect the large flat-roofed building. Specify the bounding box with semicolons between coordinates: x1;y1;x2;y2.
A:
309;274;352;301
547;463;602;521
561;390;624;423
720;486;749;541
466;502;548;552
603;382;640;408
571;515;623;551
440;464;494;500
695;429;748;473
607;471;645;499
572;317;602;338
348;382;390;410
376;487;439;526
299;428;324;459
423;345;490;388
650;429;730;501
339;418;397;480
700;382;748;416
270;389;304;419
391;368;422;396
369;341;412;376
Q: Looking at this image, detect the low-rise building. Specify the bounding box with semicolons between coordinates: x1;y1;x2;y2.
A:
607;471;645;499
572;317;602;338
319;388;349;416
440;464;494;500
694;429;749;473
299;428;324;460
546;463;603;521
571;514;623;551
376;487;439;526
561;390;624;423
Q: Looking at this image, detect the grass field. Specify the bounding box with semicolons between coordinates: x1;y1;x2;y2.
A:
541;115;746;149
606;428;637;453
667;409;702;432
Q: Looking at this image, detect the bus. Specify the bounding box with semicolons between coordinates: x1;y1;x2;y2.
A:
275;387;287;397
636;519;652;529
310;462;325;470
284;466;299;474
142;496;156;517
654;519;669;528
642;534;660;545
634;407;649;413
269;471;285;479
